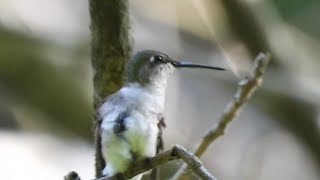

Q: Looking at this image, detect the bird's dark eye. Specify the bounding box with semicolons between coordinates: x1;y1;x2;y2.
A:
150;55;164;63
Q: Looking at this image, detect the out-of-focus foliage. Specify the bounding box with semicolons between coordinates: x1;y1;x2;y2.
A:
271;0;320;39
271;0;316;18
0;26;92;139
1;0;320;180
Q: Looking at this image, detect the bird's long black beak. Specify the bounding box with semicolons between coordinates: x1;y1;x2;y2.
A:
170;59;225;71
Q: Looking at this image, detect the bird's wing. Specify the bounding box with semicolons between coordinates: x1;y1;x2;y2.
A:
150;114;166;179
156;115;166;154
94;93;125;177
94;116;105;177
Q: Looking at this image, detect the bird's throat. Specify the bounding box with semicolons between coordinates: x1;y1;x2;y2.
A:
126;82;167;110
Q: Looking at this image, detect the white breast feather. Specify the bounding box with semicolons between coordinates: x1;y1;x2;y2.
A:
99;83;165;178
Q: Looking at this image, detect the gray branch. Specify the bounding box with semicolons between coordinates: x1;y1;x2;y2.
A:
65;145;217;180
171;53;271;179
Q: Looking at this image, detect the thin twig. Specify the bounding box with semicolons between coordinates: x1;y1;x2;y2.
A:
65;145;217;180
171;53;271;179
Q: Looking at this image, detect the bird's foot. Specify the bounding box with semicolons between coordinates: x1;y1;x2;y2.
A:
144;157;153;167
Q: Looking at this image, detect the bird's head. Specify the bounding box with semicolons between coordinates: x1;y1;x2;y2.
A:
127;50;225;87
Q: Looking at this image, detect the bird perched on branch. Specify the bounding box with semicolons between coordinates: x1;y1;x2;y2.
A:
96;50;224;179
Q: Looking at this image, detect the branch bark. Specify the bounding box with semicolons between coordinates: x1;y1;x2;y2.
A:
96;145;216;180
171;53;271;179
64;145;217;180
89;0;131;177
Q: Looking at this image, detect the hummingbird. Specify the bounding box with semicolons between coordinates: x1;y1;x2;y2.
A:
96;50;225;179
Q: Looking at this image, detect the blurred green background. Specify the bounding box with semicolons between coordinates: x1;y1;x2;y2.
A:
1;0;320;179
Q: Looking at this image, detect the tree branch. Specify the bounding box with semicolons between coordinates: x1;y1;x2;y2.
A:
97;147;178;180
171;53;271;179
98;145;216;180
65;145;217;180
